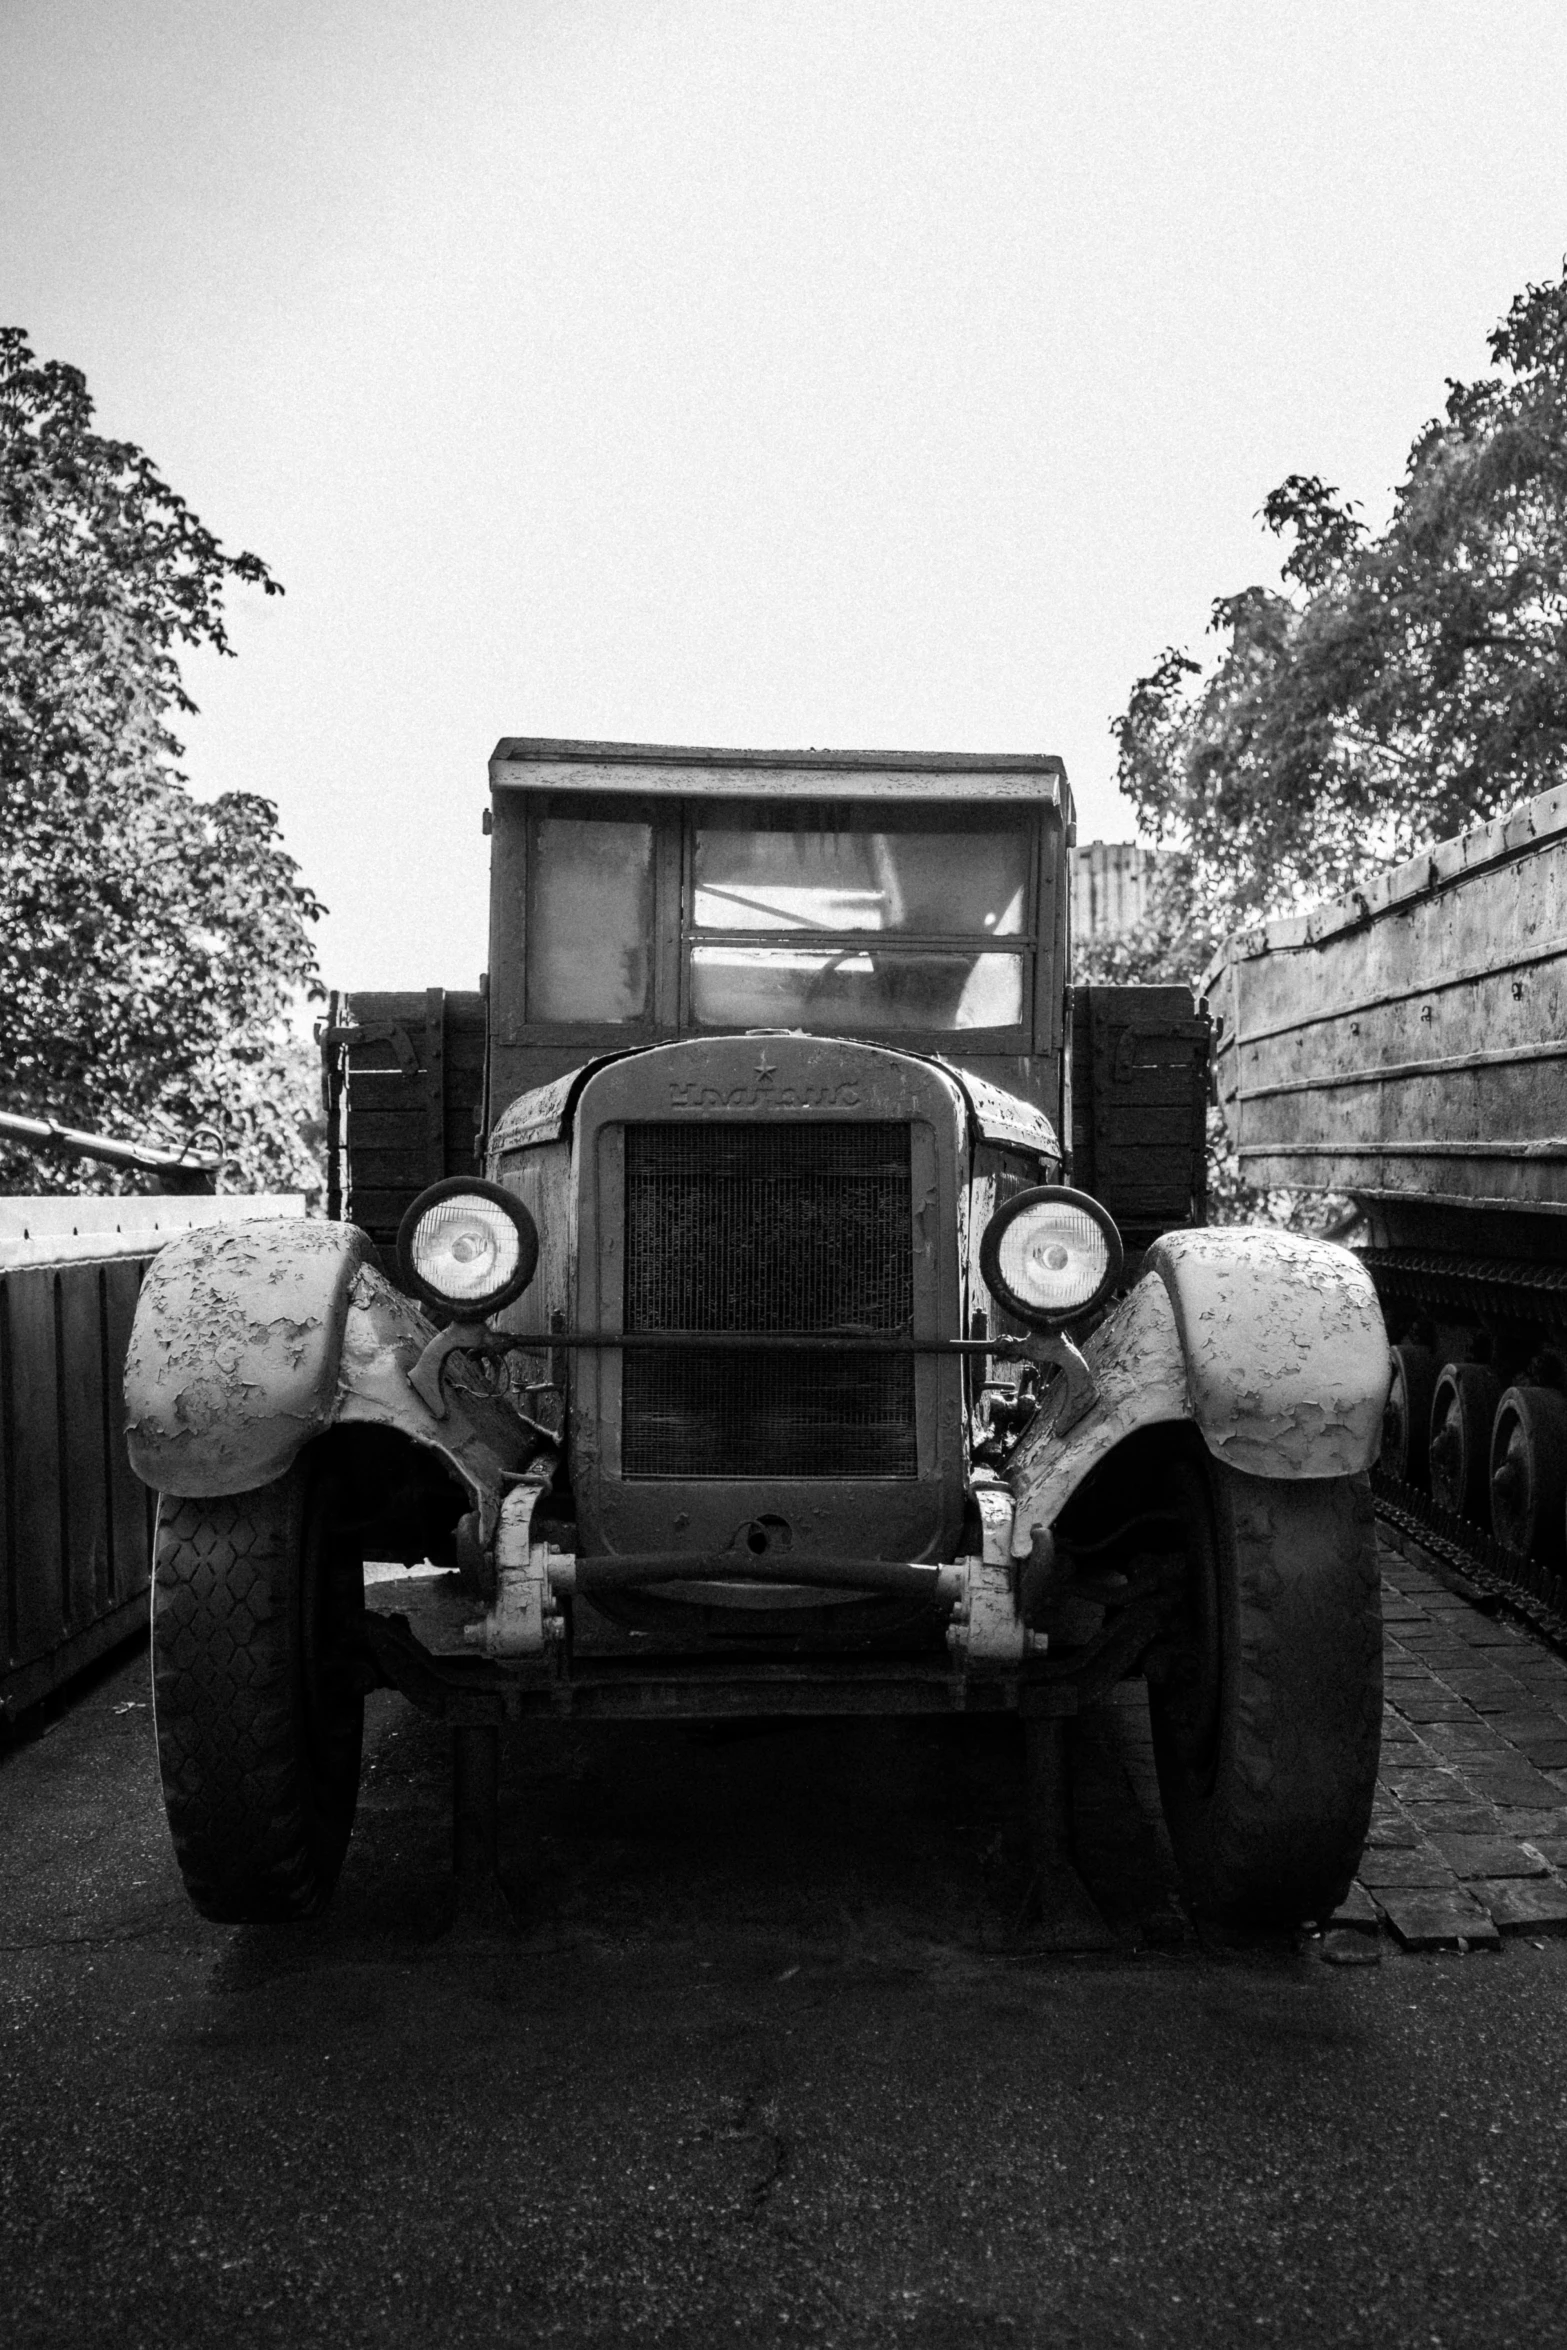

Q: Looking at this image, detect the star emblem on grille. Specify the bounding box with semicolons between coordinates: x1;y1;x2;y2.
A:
754;1052;777;1082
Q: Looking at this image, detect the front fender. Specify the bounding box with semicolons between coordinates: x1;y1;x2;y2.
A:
1005;1226;1389;1557
124;1218;523;1523
1005;1272;1190;1557
1148;1226;1389;1479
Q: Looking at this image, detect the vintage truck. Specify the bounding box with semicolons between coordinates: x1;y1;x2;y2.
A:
125;740;1389;1929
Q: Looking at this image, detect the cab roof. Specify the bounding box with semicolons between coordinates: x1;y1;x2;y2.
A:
489;737;1070;810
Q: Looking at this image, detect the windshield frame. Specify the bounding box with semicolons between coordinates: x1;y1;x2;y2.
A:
505;789;1048;1051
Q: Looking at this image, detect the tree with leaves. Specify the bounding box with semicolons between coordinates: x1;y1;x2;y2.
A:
1110;259;1567;979
0;327;324;1193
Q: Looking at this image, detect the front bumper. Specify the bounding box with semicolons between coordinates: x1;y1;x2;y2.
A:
360;1477;1168;1729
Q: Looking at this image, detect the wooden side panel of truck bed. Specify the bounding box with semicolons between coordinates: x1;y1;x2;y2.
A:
1209;784;1567;1212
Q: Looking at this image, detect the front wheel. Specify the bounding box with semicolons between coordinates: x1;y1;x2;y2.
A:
152;1456;365;1922
1150;1457;1381;1929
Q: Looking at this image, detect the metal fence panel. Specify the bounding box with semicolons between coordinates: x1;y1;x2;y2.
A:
102;1257;152;1611
1;1254;156;1722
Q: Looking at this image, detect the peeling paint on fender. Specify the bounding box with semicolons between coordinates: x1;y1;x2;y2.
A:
125;1220;371;1494
1149;1227;1389;1480
125;1220;526;1523
1004;1228;1391;1556
1006;1272;1189;1557
335;1262;525;1539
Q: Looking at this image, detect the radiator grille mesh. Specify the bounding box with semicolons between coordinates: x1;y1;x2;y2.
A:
621;1122;916;1479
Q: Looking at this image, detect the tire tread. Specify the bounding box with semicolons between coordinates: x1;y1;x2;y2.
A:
152;1473;360;1923
1154;1466;1382;1927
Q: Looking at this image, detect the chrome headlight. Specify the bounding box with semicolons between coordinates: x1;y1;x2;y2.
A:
978;1186;1122;1329
396;1179;539;1318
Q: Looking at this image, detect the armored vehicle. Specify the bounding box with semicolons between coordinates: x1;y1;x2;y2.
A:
1211;780;1567;1614
126;741;1389;1928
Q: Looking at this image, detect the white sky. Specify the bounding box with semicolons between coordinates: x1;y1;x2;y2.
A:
4;0;1566;993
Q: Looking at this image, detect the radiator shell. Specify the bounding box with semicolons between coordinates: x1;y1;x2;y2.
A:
566;1036;971;1567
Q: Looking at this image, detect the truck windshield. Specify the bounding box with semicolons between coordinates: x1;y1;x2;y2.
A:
520;805;1036;1036
690;818;1030;1034
694;825;1026;936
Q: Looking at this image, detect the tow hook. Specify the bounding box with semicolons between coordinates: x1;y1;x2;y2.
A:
463;1470;565;1659
945;1481;1046;1669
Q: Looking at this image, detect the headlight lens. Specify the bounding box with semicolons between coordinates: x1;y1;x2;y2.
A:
979;1186;1122;1328
396;1180;539;1317
413;1198;518;1300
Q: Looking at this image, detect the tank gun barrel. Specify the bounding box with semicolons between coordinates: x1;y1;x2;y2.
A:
0;1109;219;1195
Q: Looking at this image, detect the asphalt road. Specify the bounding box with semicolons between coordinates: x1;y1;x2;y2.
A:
5;1614;1567;2350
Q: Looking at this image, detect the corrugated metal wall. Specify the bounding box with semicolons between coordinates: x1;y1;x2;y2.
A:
0;1251;156;1722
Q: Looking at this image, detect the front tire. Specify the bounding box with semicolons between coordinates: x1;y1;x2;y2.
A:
1150;1457;1381;1929
152;1457;365;1922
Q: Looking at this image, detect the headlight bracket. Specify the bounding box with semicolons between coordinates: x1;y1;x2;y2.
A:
1023;1327;1099;1437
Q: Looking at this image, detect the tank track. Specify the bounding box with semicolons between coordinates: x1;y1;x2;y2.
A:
1362;1246;1567;1651
1372;1468;1567;1655
1360;1247;1567;1329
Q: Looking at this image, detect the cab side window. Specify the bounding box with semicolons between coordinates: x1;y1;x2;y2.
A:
527;817;653;1023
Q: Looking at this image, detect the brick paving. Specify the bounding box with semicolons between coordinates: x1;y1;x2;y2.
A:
1349;1541;1567;1948
1083;1534;1567;1954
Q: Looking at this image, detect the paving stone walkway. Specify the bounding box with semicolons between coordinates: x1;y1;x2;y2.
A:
1351;1540;1567;1949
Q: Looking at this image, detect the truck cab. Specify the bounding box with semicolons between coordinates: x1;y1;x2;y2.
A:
127;740;1392;1934
481;742;1070;1619
483;738;1069;1116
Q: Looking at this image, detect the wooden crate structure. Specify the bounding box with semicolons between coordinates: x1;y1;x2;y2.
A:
1069;984;1210;1256
331;989;488;1261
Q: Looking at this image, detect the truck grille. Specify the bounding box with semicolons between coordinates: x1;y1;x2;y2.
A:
621;1123;916;1479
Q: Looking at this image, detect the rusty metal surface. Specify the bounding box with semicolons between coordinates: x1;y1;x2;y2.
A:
124;1218;376;1494
1148;1227;1390;1479
487;1038;1060;1165
333;1256;532;1539
1006;1273;1191;1557
567;1036;970;1571
1;1252;154;1720
124;1215;528;1533
935;1061;1061;1161
1005;1230;1389;1559
1209;781;1567;1207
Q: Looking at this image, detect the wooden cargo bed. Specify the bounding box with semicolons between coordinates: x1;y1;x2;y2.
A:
328;988;487;1262
1208;784;1567;1228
